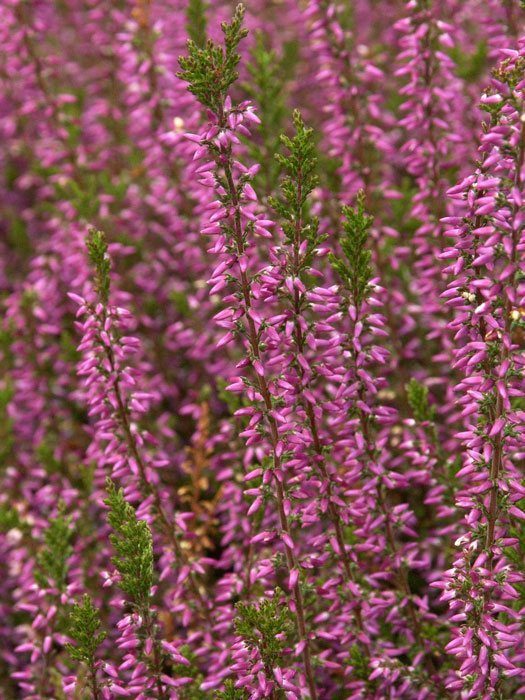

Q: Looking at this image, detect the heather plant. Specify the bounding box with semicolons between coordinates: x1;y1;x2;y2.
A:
0;1;524;699
65;596;106;699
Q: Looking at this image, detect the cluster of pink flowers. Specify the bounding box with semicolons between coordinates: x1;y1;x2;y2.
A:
0;1;523;698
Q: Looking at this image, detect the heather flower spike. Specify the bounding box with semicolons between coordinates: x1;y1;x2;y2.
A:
1;1;524;698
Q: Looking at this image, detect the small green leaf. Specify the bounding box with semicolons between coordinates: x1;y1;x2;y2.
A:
86;229;111;305
214;679;248;699
0;504;24;534
234;593;293;670
35;505;73;592
242;33;299;195
186;0;208;48
66;595;106;665
406;378;435;422
270;110;323;276
349;644;370;681
178;4;248;114
330;191;373;308
104;479;154;608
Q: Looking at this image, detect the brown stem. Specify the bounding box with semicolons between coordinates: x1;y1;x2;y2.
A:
89;663;102;700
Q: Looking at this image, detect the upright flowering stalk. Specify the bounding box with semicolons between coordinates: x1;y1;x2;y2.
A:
403;378;459;571
102;478;190;698
71;230;156;497
395;0;468;368
71;230;210;624
267;112;368;643
329;195;448;695
2;0;525;696
178;7;318;697
306;0;387;204
12;506;75;697
439;42;525;697
305;0;420;393
241;33;299;199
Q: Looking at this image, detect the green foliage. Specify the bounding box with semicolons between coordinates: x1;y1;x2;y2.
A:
37;438;62;475
234;594;293;670
20;288;38;314
59;90;85;150
6;214;31;256
48;668;69;700
349;644;370;681
450;41;488;83
169;289;191;317
242;33;299;195
59;329;81;364
186;0;208;48
330;191;373;308
406;379;435;422
104;478;154;608
214;680;248;699
0;323;15;471
86;229;111;305
492;55;525;91
36;505;73;592
66;595;106;665
54;171;129;221
0;322;15;367
0;504;25;534
270;110;325;302
178;4;248;114
171;645;207;699
216;377;244;413
0;381;14;468
388;178;421;241
271;110;319;245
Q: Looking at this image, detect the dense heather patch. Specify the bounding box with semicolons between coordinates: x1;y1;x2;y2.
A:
0;1;524;698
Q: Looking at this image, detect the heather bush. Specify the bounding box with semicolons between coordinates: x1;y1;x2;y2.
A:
0;1;524;698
